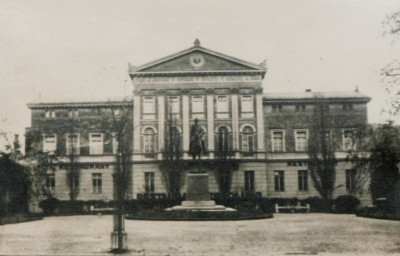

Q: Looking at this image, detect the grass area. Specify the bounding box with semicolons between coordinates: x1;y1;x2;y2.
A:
0;214;399;255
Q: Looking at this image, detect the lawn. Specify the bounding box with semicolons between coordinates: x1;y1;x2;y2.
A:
0;213;399;255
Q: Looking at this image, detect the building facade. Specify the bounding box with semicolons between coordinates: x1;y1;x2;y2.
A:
25;40;371;204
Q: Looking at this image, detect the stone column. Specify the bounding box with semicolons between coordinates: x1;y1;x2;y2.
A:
157;95;165;160
133;95;141;160
256;93;265;155
206;94;214;159
182;95;190;159
231;94;240;158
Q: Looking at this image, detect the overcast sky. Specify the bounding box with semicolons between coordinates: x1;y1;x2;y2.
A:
0;0;399;149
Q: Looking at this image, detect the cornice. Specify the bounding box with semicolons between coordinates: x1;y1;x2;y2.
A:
130;70;266;78
263;98;371;105
27;101;132;109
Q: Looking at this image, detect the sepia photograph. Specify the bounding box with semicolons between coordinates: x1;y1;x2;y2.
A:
0;0;399;255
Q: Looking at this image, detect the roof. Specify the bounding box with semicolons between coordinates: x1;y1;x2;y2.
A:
263;91;371;103
129;39;267;78
27;97;132;109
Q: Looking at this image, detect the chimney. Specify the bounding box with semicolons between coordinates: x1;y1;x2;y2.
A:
305;89;312;92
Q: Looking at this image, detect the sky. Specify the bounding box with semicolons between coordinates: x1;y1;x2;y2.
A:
0;0;399;150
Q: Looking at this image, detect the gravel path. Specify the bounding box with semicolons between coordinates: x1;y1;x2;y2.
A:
0;214;399;255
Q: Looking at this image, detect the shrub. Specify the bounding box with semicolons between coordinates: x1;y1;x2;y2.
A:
334;195;360;213
302;197;334;212
39;197;59;215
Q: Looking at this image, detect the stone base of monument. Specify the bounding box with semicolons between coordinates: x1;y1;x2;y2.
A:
166;172;236;212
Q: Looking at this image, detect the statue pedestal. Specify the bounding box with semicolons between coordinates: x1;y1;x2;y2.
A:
166;172;235;212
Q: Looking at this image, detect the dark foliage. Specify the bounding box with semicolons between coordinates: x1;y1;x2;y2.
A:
334;195;360;213
0;153;30;216
39;197;60;215
301;197;334;213
126;208;273;221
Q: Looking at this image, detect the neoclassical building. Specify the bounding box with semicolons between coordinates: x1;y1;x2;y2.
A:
26;40;371;204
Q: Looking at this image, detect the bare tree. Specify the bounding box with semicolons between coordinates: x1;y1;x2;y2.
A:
214;127;235;195
160;104;185;196
100;99;132;252
346;125;372;198
24;123;58;203
307;97;337;201
381;11;400;117
64;116;81;201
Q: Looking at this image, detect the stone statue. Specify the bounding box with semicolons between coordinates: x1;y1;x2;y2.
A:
189;118;206;160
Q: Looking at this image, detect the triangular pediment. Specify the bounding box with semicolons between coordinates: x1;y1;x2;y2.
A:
130;41;266;74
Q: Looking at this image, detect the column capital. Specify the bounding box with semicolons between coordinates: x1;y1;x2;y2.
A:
230;88;240;94
156;89;166;95
255;87;263;93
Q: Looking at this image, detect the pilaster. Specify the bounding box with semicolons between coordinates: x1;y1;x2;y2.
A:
231;94;240;156
133;95;141;155
182;95;190;159
206;94;214;159
157;95;165;159
256;93;265;151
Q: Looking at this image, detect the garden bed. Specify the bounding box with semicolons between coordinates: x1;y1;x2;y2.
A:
126;209;273;221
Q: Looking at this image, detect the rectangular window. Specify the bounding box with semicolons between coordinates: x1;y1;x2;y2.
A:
241;95;253;111
43;133;57;154
274;171;285;191
346;169;356;191
295;105;306;112
217;95;229;113
343;130;354;150
295;130;308;151
68;110;79;118
324;130;331;141
112;132;118;154
143;96;155;113
169;97;180;113
66;133;80;155
168;96;180;119
272;131;284;152
244;171;255;192
342;103;353;111
191;96;205;119
298;170;308;191
89;133;103;155
92;173;102;194
145;172;155;194
142;96;156;119
46;173;55;193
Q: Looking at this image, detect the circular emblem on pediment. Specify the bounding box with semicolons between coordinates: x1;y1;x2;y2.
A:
190;54;205;69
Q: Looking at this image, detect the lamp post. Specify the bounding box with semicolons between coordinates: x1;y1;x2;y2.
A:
111;152;127;251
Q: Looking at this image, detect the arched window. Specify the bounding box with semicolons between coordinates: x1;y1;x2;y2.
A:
216;126;232;158
241;126;256;156
143;127;156;157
